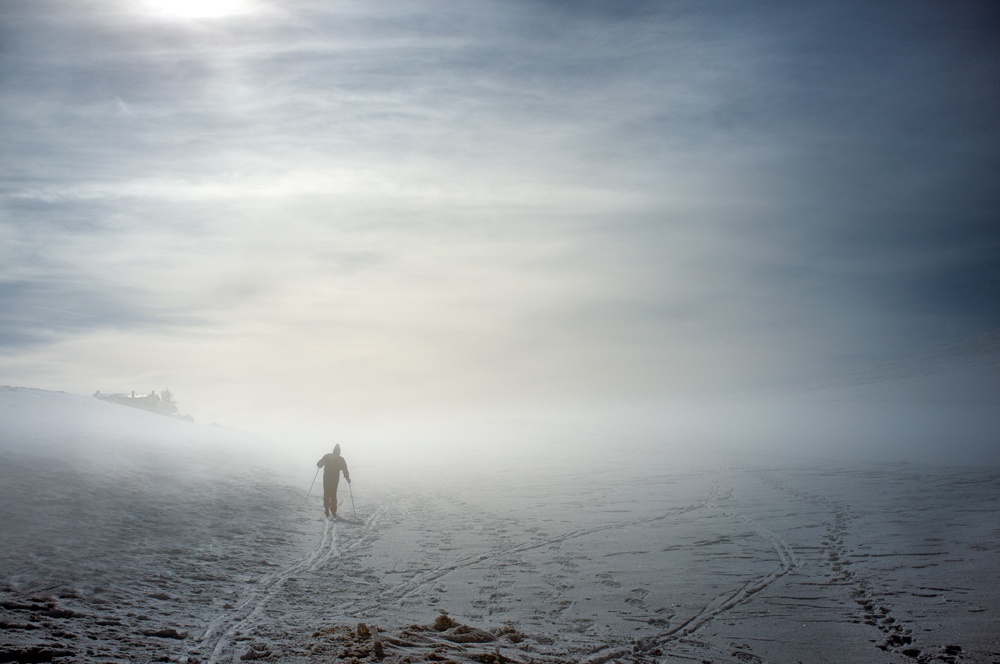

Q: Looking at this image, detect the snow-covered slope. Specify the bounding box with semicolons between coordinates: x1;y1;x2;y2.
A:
0;386;309;664
1;386;247;460
1;386;998;664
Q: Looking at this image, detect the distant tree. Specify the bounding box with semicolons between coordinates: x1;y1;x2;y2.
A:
159;389;179;416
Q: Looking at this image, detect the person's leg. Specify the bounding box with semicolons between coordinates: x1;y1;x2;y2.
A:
330;480;340;515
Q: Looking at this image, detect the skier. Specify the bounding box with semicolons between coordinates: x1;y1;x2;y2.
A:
316;444;351;518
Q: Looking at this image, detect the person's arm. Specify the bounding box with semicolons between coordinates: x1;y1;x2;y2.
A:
342;458;350;483
317;456;326;468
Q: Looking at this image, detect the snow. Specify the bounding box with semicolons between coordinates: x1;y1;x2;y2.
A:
1;385;998;663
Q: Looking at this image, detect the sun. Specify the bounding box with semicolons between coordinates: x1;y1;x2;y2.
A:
142;0;247;19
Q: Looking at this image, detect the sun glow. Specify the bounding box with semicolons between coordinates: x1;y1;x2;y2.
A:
142;0;247;19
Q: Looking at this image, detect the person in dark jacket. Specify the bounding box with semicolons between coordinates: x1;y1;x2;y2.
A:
317;444;350;517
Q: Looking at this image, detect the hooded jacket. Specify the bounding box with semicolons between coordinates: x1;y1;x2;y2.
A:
317;452;349;486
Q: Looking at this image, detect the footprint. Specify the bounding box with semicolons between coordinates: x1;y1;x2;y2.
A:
596;572;620;589
624;588;649;608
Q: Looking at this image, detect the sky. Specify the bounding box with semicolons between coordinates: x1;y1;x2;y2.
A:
1;0;998;443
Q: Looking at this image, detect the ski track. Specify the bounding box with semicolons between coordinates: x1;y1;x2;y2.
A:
193;481;726;663
200;475;799;664
580;478;798;664
340;481;726;620
198;505;386;663
176;468;996;664
353;475;800;664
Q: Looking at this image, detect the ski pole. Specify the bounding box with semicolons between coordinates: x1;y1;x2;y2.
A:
348;481;357;518
304;467;320;506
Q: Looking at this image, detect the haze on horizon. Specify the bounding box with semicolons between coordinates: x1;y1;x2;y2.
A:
1;1;998;455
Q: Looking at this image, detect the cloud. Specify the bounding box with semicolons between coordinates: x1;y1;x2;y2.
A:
1;0;998;435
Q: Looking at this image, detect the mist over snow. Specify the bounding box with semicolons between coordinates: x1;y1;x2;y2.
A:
650;329;1000;465
343;328;1000;468
2;321;1000;475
